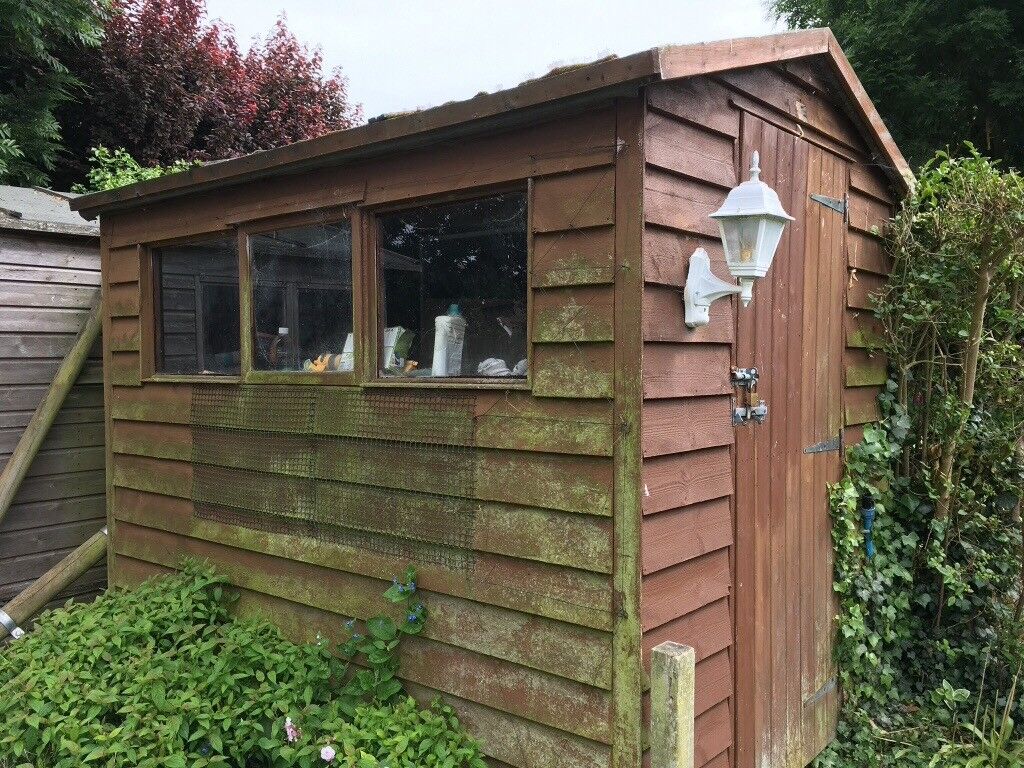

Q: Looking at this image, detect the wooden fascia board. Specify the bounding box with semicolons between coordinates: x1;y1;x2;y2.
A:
824;33;913;193
657;28;833;80
72;28;912;218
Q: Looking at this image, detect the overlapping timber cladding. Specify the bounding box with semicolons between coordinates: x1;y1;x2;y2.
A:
73;29;909;768
0;187;106;611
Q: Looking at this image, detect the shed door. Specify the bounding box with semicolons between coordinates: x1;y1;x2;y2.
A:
733;114;846;768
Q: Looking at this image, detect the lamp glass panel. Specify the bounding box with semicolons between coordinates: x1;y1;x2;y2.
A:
721;215;764;277
759;218;787;274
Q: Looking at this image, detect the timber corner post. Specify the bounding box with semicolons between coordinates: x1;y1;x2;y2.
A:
650;642;696;768
611;95;646;768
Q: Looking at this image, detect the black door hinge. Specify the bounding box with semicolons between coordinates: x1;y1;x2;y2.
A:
810;193;848;219
804;432;843;453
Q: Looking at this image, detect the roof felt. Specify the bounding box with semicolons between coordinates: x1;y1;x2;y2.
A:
71;28;911;219
0;186;99;237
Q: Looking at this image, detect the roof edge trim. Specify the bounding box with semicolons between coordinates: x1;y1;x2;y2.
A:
72;28;911;217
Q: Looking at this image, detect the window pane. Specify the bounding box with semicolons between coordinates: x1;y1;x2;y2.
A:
249;220;354;373
378;192;528;379
155;236;240;375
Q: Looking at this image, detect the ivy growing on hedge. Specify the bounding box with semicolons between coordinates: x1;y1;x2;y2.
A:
819;148;1024;767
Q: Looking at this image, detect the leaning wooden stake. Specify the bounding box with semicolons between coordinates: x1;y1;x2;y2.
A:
651;642;696;768
0;298;102;526
0;527;107;640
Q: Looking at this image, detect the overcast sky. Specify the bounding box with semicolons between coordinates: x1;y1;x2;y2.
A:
203;0;783;119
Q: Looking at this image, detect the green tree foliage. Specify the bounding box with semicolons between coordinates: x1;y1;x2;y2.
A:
0;0;106;186
0;561;486;767
770;0;1024;171
54;0;361;188
822;150;1024;766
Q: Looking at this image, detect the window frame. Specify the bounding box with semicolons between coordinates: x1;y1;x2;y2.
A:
363;183;533;390
141;188;533;391
238;206;362;386
141;230;243;384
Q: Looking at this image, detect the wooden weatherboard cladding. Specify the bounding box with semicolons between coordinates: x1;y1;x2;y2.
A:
638;64;898;768
102;106;626;768
94;38;904;768
0;229;106;610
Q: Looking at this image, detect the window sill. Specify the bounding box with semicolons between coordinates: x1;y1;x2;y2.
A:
243;370;359;386
364;377;531;391
145;374;242;385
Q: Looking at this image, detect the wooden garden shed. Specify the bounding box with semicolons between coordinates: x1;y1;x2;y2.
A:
72;29;910;768
0;187;106;612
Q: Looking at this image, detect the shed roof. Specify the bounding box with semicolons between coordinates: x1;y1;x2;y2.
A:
0;186;99;237
72;28;911;219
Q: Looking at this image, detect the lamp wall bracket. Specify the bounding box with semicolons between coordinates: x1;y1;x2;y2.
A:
683;248;741;328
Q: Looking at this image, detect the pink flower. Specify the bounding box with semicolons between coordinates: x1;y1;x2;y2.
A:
321;744;337;762
285;716;301;743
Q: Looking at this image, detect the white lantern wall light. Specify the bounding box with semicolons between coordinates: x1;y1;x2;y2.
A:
683;151;795;328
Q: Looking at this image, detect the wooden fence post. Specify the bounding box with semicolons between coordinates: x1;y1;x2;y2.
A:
651;641;696;768
0;527;108;640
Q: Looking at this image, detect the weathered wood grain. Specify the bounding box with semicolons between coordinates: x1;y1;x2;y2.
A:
844;348;887;386
642;445;732;516
640;548;731;632
109;470;613;630
642;227;724;289
533;285;615;343
642;283;734;344
641;597;732;667
532;226;615;287
647;78;740;139
847;270;886;311
533;343;614;399
645;113;736;189
641;396;733;457
644;169;722;238
844;310;884;350
532;167;617;233
642;343;732;399
641;497;733;575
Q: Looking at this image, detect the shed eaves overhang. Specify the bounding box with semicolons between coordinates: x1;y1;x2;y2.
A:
71;28;911;220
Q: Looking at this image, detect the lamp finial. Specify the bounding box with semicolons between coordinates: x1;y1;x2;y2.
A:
750;151;761;182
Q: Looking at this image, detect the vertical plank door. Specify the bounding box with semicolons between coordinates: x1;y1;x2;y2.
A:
733;113;846;768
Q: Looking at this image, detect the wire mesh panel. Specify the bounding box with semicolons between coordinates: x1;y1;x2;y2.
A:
192;385;317;432
315;389;476;445
190;384;478;570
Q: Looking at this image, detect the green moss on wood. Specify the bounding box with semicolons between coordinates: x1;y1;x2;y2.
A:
534;297;614;343
845;360;887;387
534;358;614;399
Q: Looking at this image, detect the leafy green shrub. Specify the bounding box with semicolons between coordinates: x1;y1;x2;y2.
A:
70;146;194;193
819;148;1024;766
0;561;485;768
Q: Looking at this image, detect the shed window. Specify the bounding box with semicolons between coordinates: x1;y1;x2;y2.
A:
378;191;528;379
154;235;240;375
248;219;354;373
